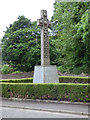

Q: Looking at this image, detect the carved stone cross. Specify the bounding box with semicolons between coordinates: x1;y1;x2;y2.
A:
37;10;51;66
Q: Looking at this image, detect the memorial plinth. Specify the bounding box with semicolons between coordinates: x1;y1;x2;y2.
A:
33;65;59;83
33;10;59;83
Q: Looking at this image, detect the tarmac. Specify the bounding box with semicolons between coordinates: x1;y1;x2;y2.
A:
1;98;90;116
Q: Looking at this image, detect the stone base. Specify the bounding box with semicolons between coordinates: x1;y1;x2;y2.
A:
33;65;59;83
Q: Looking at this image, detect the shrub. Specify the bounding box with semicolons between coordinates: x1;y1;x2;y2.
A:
12;71;22;74
0;78;33;83
1;83;89;102
1;64;13;74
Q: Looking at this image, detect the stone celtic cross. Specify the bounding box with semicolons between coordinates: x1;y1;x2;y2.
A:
37;10;51;66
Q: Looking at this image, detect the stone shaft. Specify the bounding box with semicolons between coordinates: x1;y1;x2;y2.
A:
37;10;51;66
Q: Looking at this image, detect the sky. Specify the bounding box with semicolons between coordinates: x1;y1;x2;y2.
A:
0;0;55;39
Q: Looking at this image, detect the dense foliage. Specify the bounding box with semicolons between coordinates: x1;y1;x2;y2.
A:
51;2;89;74
2;16;41;72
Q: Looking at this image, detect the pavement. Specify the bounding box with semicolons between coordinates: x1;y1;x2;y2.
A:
1;98;90;116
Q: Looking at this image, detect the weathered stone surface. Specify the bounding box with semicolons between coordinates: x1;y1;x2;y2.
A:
37;10;51;66
33;65;59;83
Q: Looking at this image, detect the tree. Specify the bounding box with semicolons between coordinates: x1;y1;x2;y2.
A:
2;16;41;72
51;2;89;74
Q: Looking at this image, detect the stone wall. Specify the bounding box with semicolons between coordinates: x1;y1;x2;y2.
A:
1;72;34;79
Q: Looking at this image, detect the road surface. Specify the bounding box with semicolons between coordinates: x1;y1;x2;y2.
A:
1;99;89;119
1;106;88;118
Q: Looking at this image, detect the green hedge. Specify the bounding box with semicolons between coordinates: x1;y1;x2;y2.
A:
59;76;89;83
0;76;89;83
0;78;33;83
1;83;89;102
